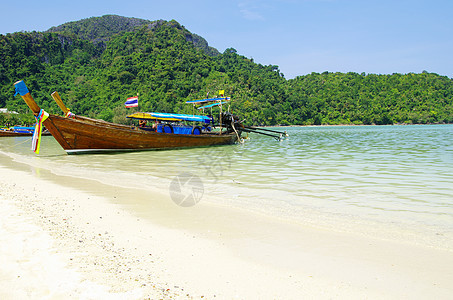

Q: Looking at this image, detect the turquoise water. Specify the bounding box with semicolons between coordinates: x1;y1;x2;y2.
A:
1;124;452;248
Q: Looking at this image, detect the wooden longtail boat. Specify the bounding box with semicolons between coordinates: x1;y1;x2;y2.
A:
0;126;50;137
14;80;242;154
0;129;33;137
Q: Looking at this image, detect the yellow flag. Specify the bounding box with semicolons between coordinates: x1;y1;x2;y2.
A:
219;90;225;97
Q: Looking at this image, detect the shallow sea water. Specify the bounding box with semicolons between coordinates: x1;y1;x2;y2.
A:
1;124;452;249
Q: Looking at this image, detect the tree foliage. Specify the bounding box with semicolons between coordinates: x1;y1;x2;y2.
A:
1;15;452;126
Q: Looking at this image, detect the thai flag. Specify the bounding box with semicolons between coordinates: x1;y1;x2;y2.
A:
125;96;138;108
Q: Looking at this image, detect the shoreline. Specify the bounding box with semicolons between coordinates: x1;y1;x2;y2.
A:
257;123;452;128
1;153;453;298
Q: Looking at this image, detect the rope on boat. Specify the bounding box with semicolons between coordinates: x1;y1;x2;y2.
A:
230;121;243;144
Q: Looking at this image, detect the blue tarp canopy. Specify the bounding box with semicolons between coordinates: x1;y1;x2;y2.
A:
11;126;35;133
197;101;229;110
157;124;199;134
12;126;35;131
185;97;230;104
127;112;211;123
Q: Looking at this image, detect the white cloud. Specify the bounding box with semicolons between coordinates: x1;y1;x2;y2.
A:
238;2;265;21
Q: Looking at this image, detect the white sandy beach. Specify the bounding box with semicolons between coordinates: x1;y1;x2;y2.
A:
1;157;453;299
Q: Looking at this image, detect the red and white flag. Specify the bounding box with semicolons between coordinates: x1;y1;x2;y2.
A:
125;96;138;108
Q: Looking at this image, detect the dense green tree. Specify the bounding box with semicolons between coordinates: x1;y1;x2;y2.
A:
1;15;452;127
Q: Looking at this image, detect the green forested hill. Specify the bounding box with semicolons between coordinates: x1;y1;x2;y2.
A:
287;71;453;125
1;15;452;126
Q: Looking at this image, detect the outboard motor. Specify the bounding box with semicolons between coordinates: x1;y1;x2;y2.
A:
221;112;243;132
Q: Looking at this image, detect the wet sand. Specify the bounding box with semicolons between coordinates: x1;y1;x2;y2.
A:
1;154;453;299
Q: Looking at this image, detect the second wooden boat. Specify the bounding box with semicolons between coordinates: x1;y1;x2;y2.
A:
0;126;50;137
0;129;33;137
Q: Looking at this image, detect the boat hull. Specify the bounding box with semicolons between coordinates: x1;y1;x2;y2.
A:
43;114;238;154
0;129;50;137
0;130;33;137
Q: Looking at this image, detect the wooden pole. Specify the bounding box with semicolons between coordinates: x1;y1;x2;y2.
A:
14;81;40;115
51;91;70;115
219;101;222;135
14;81;71;149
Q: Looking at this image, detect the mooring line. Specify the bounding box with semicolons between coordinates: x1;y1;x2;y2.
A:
1;137;32;149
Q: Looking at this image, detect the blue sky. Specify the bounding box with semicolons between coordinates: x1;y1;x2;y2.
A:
1;0;452;79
